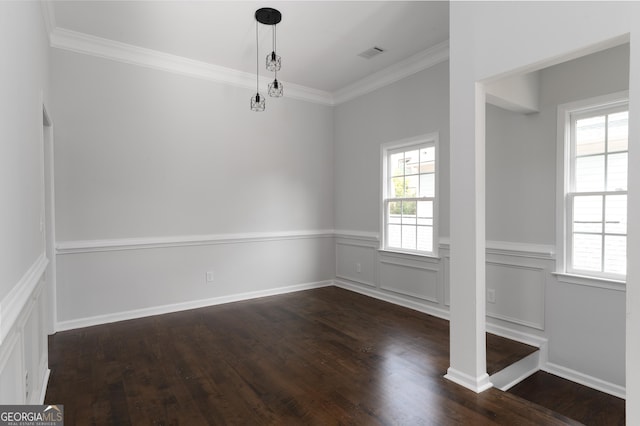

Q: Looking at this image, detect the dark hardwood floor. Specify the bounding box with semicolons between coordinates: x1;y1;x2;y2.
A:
47;286;596;425
486;334;537;376
509;371;625;426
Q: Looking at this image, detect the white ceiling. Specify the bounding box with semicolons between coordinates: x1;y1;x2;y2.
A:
50;1;449;94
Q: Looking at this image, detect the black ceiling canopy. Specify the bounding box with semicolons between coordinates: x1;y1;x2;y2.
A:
255;8;282;26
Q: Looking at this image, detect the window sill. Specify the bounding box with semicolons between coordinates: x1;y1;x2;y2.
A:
552;272;626;292
378;249;440;262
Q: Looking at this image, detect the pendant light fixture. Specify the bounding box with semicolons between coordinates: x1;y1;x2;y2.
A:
267;20;283;97
251;8;283;111
266;17;281;72
250;19;265;112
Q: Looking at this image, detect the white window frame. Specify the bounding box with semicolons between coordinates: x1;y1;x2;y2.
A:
556;91;628;285
380;133;439;257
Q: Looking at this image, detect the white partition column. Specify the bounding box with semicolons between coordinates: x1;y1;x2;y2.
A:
445;15;491;392
627;9;640;423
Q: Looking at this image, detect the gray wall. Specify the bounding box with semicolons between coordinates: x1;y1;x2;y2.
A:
333;61;450;237
0;1;52;404
486;44;630;246
0;2;50;298
53;50;334;240
52;49;336;326
333;44;629;394
486;44;629;389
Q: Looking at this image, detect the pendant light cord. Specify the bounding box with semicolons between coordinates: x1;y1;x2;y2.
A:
273;24;277;80
256;20;260;93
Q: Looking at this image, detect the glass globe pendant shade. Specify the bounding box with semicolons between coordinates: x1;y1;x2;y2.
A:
250;92;265;111
268;79;283;97
266;51;281;72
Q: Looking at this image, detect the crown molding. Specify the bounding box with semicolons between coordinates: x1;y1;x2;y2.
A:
332;40;449;105
49;28;334;106
46;22;448;107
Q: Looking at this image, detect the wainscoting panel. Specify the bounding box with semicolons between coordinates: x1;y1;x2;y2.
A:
379;254;439;303
0;332;23;403
56;233;335;327
335;242;376;287
0;254;49;404
486;261;546;330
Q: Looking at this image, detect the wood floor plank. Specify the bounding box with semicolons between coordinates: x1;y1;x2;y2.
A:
46;287;596;425
509;371;625;425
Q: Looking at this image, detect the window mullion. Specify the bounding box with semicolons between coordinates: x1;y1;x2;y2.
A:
604;113;609;191
567;193;573;272
601;194;606;273
399;200;403;249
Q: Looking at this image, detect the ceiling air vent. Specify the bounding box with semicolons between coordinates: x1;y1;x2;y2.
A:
358;46;385;59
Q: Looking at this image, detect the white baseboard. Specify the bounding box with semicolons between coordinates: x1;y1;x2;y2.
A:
444;369;493;393
56;280;333;331
39;368;51;404
333;279;450;321
542;362;626;399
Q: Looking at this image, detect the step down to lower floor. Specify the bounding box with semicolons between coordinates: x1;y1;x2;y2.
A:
491;350;540;390
486;332;540;390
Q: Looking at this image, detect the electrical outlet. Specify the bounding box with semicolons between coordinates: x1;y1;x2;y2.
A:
356;263;362;273
487;289;496;304
206;271;214;283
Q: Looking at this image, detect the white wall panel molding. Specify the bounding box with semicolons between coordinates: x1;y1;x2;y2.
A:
333;40;449;105
486;260;546;330
485;241;555;260
335;243;376;287
334;279;450;321
543;362;625;399
0;332;23;403
56;280;332;332
334;230;379;245
379;264;439;304
552;272;626;292
49;28;334;106
378;251;440;268
378;254;440;303
0;254;48;345
56;230;335;255
438;238;555;260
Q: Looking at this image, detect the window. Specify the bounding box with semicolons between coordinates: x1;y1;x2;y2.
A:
559;93;628;280
381;134;438;255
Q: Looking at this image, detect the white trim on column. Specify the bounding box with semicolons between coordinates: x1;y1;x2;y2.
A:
444;369;493;393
